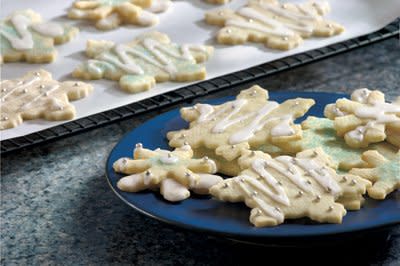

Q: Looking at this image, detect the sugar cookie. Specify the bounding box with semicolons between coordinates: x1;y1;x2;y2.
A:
324;88;400;148
73;32;213;93
210;148;371;227
350;151;399;200
167;85;315;164
68;0;171;30
260;116;399;171
0;10;78;63
205;0;344;50
0;69;93;130
113;144;222;202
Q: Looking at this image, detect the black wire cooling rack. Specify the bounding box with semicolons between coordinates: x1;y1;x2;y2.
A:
1;19;399;155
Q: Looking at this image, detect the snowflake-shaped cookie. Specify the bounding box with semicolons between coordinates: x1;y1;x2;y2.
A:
324;88;400;148
68;0;171;30
205;0;344;50
259;116;399;171
73;32;213;93
113;144;222;201
0;10;78;63
0;69;93;130
167;85;315;162
210;148;371;227
350;151;399;200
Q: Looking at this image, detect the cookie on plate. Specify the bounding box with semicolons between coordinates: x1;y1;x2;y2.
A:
0;10;78;63
205;0;344;50
68;0;171;30
167;85;315;175
0;69;93;130
113;143;222;202
324;88;400;148
259;116;399;171
210;148;371;227
350;150;399;200
73;32;213;93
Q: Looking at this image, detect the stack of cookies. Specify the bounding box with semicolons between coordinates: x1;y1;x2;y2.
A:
113;85;399;227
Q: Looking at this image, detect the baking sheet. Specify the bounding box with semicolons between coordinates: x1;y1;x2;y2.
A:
1;0;399;140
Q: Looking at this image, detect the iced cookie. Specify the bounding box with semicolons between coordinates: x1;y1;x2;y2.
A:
68;0;171;30
73;32;213;93
350;151;399;200
167;85;315;166
0;69;93;130
205;0;344;50
113;144;222;201
324;88;400;148
210;148;371;227
260;116;399;171
0;10;78;63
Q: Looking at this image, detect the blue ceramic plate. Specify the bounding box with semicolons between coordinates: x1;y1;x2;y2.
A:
106;91;400;239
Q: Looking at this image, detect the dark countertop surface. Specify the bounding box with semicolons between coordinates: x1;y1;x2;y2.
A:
1;37;399;265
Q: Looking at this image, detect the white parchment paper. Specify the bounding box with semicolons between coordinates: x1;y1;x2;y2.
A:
1;0;399;140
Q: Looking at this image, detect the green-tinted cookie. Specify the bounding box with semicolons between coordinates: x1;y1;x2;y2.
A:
73;32;213;93
260;116;398;170
0;10;78;64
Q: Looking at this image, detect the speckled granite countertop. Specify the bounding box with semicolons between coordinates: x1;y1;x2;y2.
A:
1;38;399;265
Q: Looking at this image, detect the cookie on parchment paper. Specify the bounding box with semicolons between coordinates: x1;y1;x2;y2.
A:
0;10;78;64
0;69;93;130
68;0;171;30
205;0;344;50
73;32;213;93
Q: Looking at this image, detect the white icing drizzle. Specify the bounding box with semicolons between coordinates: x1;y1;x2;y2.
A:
346;88;400;142
193;98;296;144
161;178;190;201
193;174;222;191
207;159;218;174
265;156;312;193
0;13;65;50
20;84;60;111
222;0;329;38
309;1;330;15
229;101;278;144
251;159;290;205
117;174;143;191
159;154;179;164
196;104;215;122
96;13;120;29
351;88;371;103
30;22;64;37
90;37;207;78
258;2;320;21
347;126;366;142
294;158;341;196
235;175;284;223
225;18;294;38
355;102;400;124
270;115;295;137
68;9;87;19
1;76;39;101
146;0;171;13
213;99;248;133
326;103;347;117
136;10;159;26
